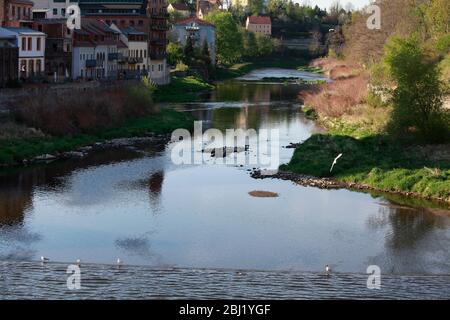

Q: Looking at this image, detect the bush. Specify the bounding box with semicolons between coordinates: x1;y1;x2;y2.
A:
12;85;156;136
383;35;450;143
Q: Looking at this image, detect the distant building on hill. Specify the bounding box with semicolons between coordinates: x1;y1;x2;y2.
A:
245;15;271;36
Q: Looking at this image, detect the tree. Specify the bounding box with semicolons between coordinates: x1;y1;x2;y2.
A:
243;30;258;57
205;11;243;64
249;0;264;16
255;34;273;56
167;42;184;66
384;35;449;143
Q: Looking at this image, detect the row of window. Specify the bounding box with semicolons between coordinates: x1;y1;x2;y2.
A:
19;59;43;75
10;5;31;20
21;37;42;52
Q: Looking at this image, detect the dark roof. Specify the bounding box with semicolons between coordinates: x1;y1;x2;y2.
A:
119;26;146;36
170;3;190;11
247;16;271;25
174;16;214;27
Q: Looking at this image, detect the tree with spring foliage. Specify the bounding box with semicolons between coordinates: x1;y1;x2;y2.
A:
384;35;449;143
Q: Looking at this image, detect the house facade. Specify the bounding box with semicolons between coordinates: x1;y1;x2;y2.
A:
72;18;122;79
0;26;45;78
0;30;18;86
172;16;215;63
31;0;79;19
33;18;72;81
2;0;33;27
245;16;271;36
110;24;148;77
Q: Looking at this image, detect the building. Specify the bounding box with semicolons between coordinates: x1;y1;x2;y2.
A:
78;0;169;84
2;0;33;27
33;18;72;81
245;15;271;36
231;0;248;8
167;3;190;18
0;0;5;26
148;0;169;84
71;18;123;80
0;26;45;79
172;16;215;63
31;0;79;19
196;0;219;20
110;24;148;77
0;29;18;86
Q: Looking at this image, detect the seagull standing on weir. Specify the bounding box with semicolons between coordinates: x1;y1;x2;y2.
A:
330;153;343;173
40;256;49;264
76;259;81;267
325;265;331;276
117;258;122;266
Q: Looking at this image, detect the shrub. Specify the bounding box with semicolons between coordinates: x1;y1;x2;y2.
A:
383;35;450;143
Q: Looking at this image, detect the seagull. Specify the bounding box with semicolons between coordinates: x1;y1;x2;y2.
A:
76;259;81;266
325;264;331;276
330;153;343;172
117;258;122;266
40;256;49;263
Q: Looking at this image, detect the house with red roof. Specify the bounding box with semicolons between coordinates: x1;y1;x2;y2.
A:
245;16;271;36
167;3;191;18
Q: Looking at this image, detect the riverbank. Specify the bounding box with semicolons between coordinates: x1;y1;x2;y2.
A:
153;76;214;102
0;109;193;167
215;56;310;81
281;58;450;203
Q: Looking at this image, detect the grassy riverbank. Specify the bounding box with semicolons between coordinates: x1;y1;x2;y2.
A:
215;56;310;81
0;109;193;166
153;76;214;102
283;58;450;203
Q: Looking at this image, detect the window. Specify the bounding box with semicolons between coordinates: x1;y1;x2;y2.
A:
37;38;41;51
27;37;32;51
53;8;57;15
21;37;26;51
12;6;15;17
61;8;66;17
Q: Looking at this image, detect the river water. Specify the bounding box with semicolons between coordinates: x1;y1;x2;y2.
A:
0;70;449;297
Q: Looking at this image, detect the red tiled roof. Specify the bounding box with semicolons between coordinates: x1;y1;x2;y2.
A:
170;3;190;11
174;16;215;27
247;16;271;25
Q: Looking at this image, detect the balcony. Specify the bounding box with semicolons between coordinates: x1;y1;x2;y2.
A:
150;12;169;19
85;59;98;68
150;52;166;60
108;52;122;60
151;24;169;31
128;57;144;64
150;39;167;46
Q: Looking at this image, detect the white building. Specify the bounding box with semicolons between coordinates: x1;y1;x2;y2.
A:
110;24;148;76
71;18;123;80
31;0;76;19
0;26;46;79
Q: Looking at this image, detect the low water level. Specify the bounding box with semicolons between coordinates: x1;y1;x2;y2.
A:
1;71;449;279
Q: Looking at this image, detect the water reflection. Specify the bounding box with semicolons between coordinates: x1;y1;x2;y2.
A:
0;80;449;274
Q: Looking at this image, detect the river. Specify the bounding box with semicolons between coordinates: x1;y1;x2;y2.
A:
0;69;449;298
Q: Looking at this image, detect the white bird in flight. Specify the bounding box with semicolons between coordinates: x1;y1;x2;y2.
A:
330;153;343;172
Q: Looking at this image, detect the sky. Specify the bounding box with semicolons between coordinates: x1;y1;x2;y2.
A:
296;0;372;10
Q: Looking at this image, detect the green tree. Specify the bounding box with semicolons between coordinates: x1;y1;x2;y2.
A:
255;33;273;56
249;0;264;16
243;30;258;57
384;35;449;143
205;11;243;64
167;42;184;66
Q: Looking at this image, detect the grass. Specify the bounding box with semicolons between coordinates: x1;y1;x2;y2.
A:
153;76;214;102
215;56;309;81
0;109;194;166
288;57;450;202
281;134;450;202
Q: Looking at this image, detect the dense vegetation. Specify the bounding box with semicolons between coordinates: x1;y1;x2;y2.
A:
283;0;450;202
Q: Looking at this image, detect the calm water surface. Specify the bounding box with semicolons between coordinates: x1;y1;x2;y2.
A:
1;71;449;276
